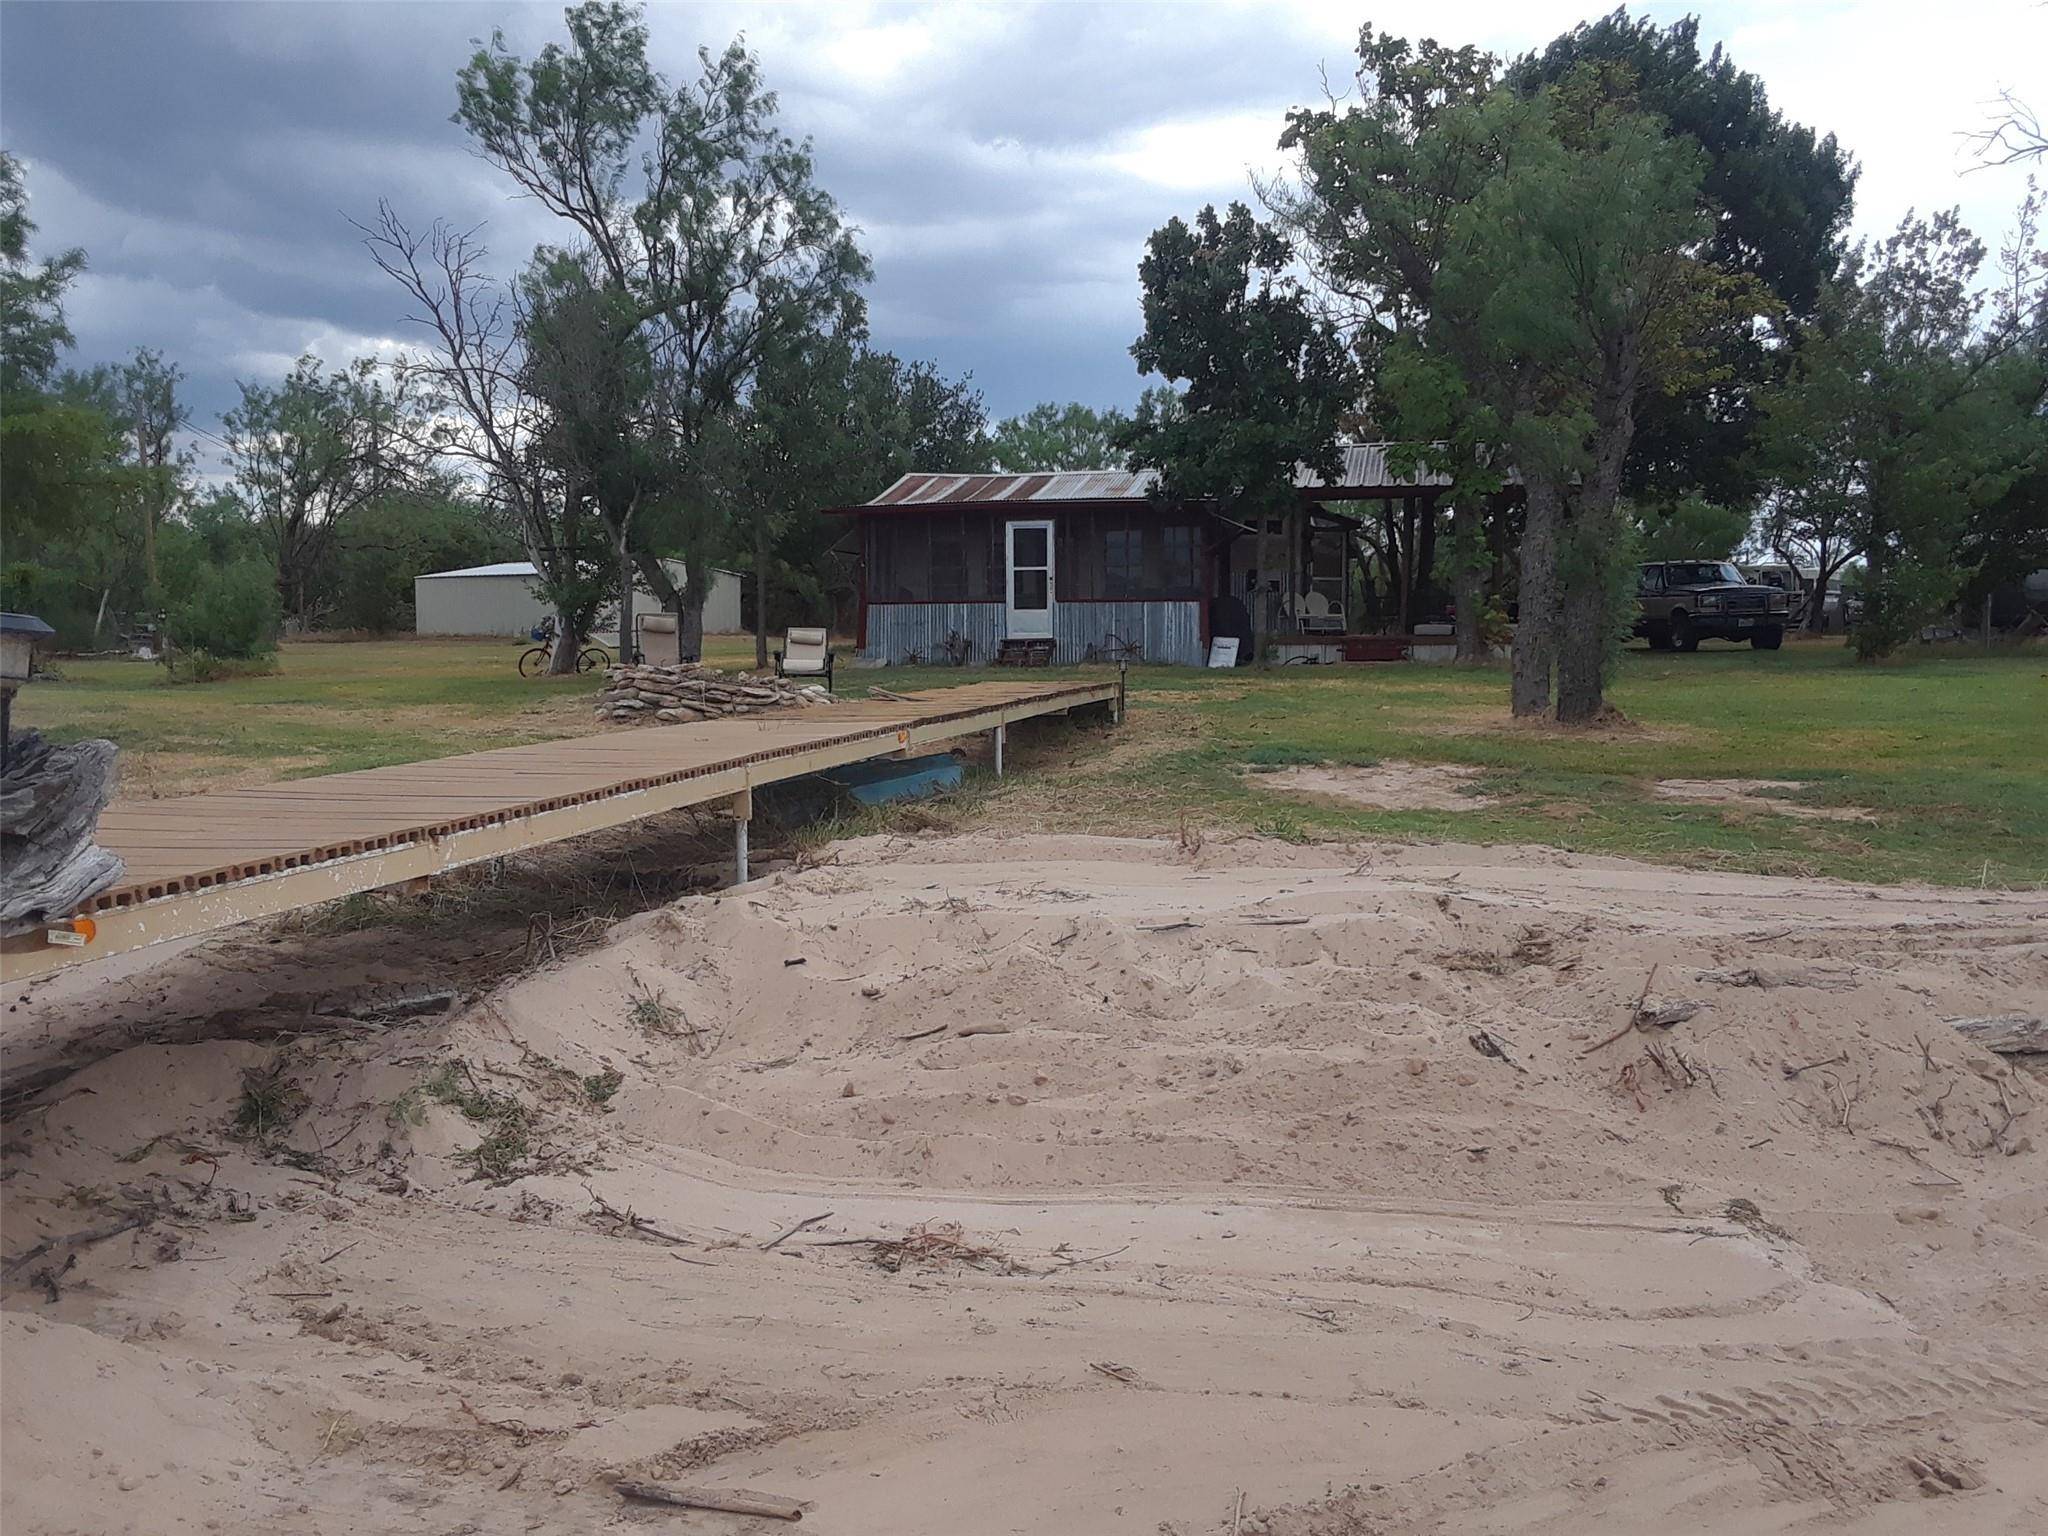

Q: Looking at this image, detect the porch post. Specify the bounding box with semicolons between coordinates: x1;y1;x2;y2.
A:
993;723;1006;778
732;786;753;885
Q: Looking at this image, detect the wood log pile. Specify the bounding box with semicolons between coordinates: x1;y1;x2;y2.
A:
1;730;125;936
595;663;834;726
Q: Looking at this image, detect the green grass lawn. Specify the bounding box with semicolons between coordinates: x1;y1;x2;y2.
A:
19;633;2045;887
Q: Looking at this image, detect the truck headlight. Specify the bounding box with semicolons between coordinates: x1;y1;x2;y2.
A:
1697;594;1722;611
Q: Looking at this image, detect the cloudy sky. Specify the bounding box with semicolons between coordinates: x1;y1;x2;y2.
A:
3;0;2043;461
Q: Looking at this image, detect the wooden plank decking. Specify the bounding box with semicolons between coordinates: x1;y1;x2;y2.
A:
2;677;1119;982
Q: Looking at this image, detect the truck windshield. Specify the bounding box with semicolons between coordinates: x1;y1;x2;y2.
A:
1666;562;1745;586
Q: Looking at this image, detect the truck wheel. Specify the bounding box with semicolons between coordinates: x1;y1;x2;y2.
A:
1670;613;1700;652
1751;626;1784;651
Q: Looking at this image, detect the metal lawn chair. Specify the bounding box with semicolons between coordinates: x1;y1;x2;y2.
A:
774;626;835;693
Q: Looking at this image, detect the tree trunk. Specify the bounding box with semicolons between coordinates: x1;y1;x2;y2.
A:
1451;500;1484;663
632;543;705;665
616;529;635;665
1553;515;1617;724
1416;497;1439;620
753;514;771;672
1551;360;1640;723
1510;476;1562;717
679;583;706;664
1245;514;1261;663
547;611;582;675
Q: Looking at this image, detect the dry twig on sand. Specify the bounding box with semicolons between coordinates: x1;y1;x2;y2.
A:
761;1211;832;1251
836;1221;1019;1275
1582;967;1659;1055
1467;1029;1526;1073
615;1479;804;1520
582;1188;693;1247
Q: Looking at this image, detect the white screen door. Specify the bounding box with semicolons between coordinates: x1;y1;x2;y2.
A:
1005;520;1054;640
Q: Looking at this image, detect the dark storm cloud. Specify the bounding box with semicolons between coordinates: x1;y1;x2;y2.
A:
1;0;1363;450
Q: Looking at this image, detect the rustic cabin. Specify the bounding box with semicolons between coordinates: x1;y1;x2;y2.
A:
829;445;1511;666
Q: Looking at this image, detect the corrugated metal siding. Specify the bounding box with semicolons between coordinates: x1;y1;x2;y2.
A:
413;569;746;637
861;601;1203;667
861;604;1006;665
1054;601;1203;665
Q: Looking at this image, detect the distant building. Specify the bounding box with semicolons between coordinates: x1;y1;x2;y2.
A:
827;446;1508;666
413;560;744;638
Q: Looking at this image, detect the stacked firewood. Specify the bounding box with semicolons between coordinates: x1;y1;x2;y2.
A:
594;663;834;725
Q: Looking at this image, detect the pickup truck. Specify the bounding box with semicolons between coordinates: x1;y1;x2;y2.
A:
1635;561;1793;651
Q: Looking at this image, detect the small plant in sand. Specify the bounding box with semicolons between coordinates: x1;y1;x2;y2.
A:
234;1061;310;1139
626;979;715;1055
421;1060;534;1181
1251;809;1313;844
582;1068;624;1104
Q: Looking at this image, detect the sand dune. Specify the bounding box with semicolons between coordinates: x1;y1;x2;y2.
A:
4;833;2044;1533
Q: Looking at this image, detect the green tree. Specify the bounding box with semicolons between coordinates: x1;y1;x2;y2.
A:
1506;10;1857;507
704;318;864;666
1435;81;1740;721
0;150;128;569
331;489;516;633
117;348;190;596
453;1;869;657
222;354;419;624
516;248;667;661
1117;202;1357;656
0;150;83;398
1762;209;2041;658
362;207;611;672
1633;494;1749;562
863;354;992;471
989;401;1128;471
1271;25;1509;659
167;559;282;667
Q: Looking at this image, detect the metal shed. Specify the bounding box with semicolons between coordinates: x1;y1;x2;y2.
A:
413;560;744;637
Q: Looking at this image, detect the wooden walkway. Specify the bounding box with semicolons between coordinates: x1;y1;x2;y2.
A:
2;677;1119;981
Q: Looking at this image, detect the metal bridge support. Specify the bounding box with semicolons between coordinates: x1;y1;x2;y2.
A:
732;786;753;885
993;723;1006;778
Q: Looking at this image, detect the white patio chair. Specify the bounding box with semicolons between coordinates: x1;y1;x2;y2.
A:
775;627;835;693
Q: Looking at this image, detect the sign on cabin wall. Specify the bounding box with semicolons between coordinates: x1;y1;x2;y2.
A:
1207;637;1240;669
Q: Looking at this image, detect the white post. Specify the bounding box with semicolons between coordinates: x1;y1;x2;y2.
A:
993;723;1006;778
732;787;752;885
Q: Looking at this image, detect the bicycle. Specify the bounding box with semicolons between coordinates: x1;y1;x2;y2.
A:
517;618;611;677
1085;631;1144;664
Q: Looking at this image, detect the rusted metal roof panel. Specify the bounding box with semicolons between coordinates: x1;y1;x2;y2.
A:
1294;443;1454;490
856;444;1500;509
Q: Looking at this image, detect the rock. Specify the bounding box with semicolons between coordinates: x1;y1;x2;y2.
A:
1406;1058;1429;1077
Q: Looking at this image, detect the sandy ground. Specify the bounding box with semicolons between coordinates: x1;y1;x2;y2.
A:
1653;779;1879;823
3;832;2045;1535
1255;761;1494;812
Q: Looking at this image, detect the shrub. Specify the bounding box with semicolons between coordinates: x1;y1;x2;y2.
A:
168;559;280;669
172;649;280;684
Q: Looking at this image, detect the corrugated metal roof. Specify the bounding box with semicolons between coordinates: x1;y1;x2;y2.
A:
865;468;1161;506
1295;443;1458;490
856;444;1466;508
419;558;729;581
417;561;544;580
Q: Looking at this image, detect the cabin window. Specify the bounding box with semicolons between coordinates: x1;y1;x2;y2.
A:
1059;511;1202;601
866;513;1001;601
